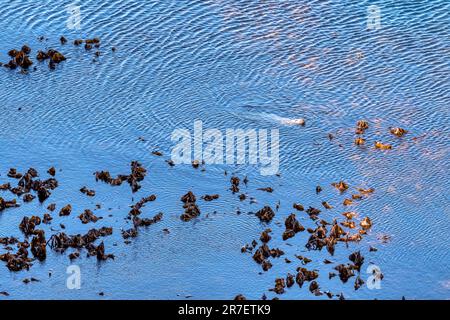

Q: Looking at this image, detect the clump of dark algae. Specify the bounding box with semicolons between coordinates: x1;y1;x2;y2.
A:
0;166;117;273
0;152;382;299
180;191;200;221
95;161;147;193
2;36;113;73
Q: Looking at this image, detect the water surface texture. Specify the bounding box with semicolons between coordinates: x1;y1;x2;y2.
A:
0;0;449;299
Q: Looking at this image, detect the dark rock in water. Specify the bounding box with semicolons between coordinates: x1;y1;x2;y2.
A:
60;36;67;45
234;294;246;300
255;206;275;222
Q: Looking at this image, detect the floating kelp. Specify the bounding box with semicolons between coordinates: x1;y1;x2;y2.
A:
282;214;305;240
30;230;46;261
87;242;114;261
260;229;272;243
390;127;408;137
354;137;365;145
95;161;147;193
230;176;240;193
122;228;138;239
80;186;96;197
19;216;41;236
296;267;319;288
355;120;369;134
0;197;19;211
257;187;273;193
129;195;156;216
133;212;163;228
49;227;113;254
331;181;349;192
322;201;333;209
306;206;321;220
255;206;275;222
374;141;392;150
201;194;219;201
3;46;33;70
349;251;364;271
270;278;286;294
59;204;72;216
79;209;100;224
43;213;53;224
360;217;372;230
180;191;200;221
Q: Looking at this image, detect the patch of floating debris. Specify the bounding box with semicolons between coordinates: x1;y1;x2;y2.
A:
1;36;115;73
0;139;394;299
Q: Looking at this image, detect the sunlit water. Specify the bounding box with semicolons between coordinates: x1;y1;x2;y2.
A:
0;0;449;299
